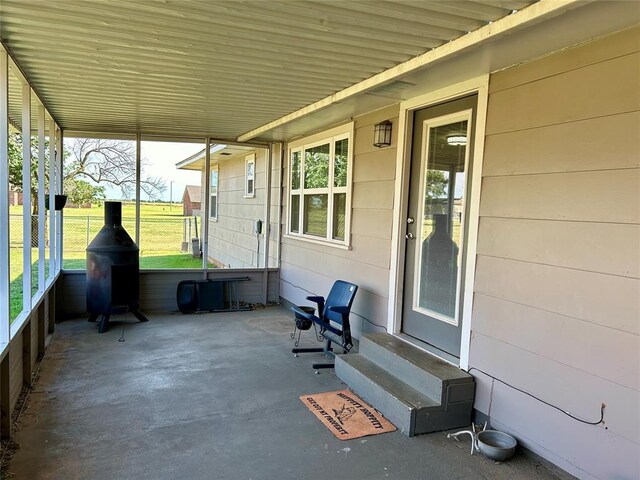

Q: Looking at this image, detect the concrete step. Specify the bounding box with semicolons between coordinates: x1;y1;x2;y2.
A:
335;353;440;436
359;333;473;404
336;334;476;436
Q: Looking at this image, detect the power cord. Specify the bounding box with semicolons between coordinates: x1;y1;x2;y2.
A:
280;277;388;331
467;367;606;427
282;278;604;425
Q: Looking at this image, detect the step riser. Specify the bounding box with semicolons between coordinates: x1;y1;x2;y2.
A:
416;402;474;434
335;355;416;436
359;335;444;402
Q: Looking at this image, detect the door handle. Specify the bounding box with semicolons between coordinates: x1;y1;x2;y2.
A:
407;217;415;224
405;233;415;240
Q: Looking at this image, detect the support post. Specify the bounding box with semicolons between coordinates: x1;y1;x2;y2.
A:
276;142;285;301
38;103;46;293
262;144;273;305
202;138;211;277
135;133;141;247
22;84;31;315
56;128;63;271
48;115;56;282
0;48;9;345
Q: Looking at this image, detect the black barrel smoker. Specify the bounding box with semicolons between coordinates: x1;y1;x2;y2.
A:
86;201;148;333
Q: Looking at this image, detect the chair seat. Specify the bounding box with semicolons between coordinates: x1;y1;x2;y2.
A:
291;280;358;371
291;306;341;336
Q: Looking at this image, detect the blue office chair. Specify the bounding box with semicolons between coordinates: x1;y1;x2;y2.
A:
291;280;358;373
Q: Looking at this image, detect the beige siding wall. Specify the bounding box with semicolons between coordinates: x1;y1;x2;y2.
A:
280;104;399;338
206;148;278;270
472;27;640;480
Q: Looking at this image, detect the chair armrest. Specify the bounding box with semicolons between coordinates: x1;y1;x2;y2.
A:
306;296;325;315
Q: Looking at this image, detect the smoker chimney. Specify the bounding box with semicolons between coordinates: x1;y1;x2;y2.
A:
86;201;148;333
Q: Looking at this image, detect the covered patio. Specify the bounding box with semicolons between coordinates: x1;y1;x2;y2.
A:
1;1;639;479
7;307;564;480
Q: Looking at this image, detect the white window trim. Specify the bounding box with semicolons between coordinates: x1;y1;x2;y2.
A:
209;164;218;221
286;122;354;247
244;153;255;198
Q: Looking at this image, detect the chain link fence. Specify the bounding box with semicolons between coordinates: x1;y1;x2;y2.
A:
9;214;53;320
8;212;203;319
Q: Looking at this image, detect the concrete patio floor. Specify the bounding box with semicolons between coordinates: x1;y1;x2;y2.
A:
8;307;570;480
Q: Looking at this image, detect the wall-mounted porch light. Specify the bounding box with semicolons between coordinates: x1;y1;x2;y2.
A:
446;135;467;146
373;120;392;148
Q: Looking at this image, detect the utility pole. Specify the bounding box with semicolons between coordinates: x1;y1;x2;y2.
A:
169;181;173;211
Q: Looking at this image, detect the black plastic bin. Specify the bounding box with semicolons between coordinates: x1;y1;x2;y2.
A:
294;306;315;330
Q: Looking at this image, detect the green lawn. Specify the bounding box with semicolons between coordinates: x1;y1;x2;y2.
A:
9;201;210;322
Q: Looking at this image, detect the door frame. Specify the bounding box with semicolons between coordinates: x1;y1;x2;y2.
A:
387;75;489;370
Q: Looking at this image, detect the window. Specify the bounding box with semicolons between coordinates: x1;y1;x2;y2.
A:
245;154;255;197
288;124;352;246
210;165;218;220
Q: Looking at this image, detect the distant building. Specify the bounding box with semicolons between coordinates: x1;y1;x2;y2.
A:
8;186;23;206
182;185;201;216
176;145;275;269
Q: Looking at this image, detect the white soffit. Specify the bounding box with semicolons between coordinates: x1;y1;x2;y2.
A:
241;0;640;141
0;0;538;138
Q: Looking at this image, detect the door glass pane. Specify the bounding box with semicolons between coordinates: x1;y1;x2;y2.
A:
304;144;329;189
417;120;467;321
303;194;327;237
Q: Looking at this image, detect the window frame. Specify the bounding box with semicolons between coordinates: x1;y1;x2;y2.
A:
244;153;255;198
209;164;219;221
286;123;354;248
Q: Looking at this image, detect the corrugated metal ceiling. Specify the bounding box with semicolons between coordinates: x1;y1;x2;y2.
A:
0;0;537;139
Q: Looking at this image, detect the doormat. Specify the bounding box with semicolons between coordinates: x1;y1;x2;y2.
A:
300;389;396;440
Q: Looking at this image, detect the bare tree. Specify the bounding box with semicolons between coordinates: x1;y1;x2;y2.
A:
67;138;166;200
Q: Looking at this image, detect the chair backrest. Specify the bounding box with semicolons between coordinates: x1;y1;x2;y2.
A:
323;280;358;324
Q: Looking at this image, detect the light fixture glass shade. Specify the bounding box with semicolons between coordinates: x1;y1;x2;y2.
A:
373;120;392;148
446;135;467;146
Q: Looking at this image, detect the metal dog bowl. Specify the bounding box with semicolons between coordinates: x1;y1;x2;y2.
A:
476;430;517;461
